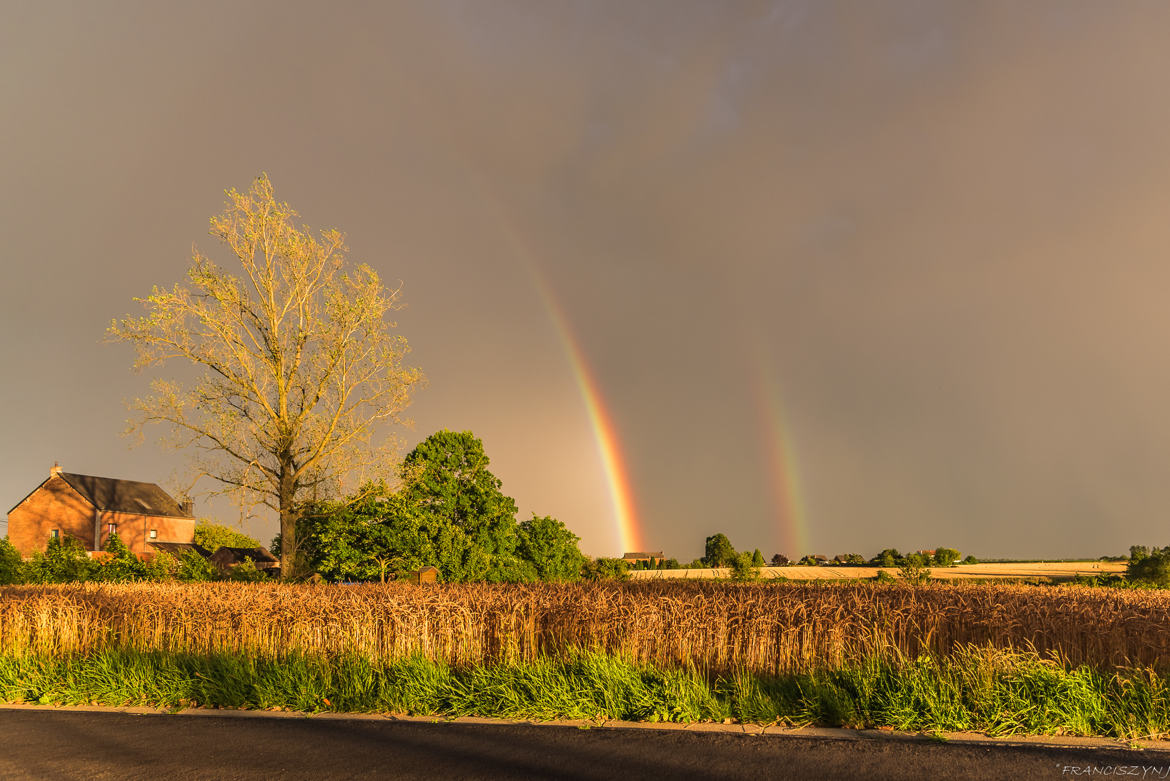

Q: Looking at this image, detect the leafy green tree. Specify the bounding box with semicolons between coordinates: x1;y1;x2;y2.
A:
1127;548;1170;588
903;552;931;568
1130;545;1150;563
750;549;765;567
932;548;961;567
516;515;585;582
398;431;521;582
298;485;421;582
300;433;578;584
703;534;738;568
837;553;866;565
0;539;23;585
797;554;821;566
961;555;978;565
194;521;261;554
581;558;629;581
871;549;902;568
770;553;789;566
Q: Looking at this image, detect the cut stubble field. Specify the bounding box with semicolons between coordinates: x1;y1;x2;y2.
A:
631;561;1128;581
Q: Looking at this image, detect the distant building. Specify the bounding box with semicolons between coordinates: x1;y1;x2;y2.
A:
6;463;195;557
411;565;440;584
208;546;279;574
621;551;665;566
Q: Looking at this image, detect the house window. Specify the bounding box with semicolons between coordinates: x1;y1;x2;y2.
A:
107;523;117;535
149;529;158;540
50;529;59;539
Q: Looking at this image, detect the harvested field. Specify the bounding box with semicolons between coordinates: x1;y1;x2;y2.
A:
0;580;1165;673
630;561;1127;581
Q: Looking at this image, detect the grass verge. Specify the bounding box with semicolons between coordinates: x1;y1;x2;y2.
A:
1;646;1167;740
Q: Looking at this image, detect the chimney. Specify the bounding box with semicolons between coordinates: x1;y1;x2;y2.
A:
179;498;194;516
50;462;62;477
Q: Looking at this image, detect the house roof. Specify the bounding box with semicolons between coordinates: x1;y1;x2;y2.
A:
57;472;192;518
149;542;211;558
8;470;194;517
209;546;278;566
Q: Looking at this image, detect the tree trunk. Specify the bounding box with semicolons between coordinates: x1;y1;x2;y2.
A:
278;462;297;579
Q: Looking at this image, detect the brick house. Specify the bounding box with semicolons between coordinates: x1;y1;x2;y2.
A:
6;464;196;557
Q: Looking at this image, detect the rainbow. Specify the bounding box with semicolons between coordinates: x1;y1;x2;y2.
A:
528;273;644;555
420;125;643;554
753;366;810;559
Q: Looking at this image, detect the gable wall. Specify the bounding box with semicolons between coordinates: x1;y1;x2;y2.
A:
7;475;97;555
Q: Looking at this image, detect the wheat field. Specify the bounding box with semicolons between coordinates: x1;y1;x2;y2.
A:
0;581;1166;673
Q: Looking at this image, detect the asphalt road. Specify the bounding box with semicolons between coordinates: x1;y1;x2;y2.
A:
1;709;1167;781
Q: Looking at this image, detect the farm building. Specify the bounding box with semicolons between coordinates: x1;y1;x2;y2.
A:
621;551;665;566
6;464;196;557
208;546;279;575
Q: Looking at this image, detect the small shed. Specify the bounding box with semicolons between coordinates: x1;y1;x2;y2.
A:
208;545;279;574
411;565;440;584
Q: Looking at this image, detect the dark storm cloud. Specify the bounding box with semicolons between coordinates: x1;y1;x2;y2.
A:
3;1;1170;559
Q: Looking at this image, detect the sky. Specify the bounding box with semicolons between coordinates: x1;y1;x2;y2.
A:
4;0;1170;561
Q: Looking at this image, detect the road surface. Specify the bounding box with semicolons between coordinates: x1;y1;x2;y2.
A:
0;708;1165;780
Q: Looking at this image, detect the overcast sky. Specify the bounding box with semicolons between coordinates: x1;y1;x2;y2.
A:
4;0;1170;560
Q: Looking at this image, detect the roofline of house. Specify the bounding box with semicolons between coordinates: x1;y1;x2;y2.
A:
8;473;195;520
7;474;95;516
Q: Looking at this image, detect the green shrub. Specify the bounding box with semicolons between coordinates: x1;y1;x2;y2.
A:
26;537;93;583
1127;549;1170;588
176;550;218;582
94;533;146;582
143;552;178;582
0;539;23;585
729;553;761;582
581;558;629;581
228;558;268;583
899;558;932;585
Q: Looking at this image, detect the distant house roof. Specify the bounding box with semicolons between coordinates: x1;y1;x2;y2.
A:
8;470;194;517
149;542;210;558
209;546;279;568
417;565;439;573
57;472;192;518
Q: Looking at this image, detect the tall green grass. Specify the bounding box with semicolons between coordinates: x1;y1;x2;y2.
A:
1;646;1168;739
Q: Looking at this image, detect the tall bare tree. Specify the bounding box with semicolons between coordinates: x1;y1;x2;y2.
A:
110;174;422;577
